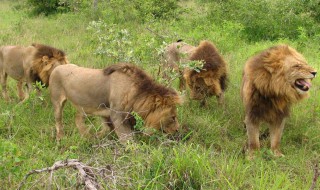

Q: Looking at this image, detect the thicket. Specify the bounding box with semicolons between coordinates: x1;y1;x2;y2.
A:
27;0;90;15
204;0;320;41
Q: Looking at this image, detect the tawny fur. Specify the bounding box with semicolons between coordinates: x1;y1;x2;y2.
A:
49;63;182;143
163;40;228;106
0;43;68;102
241;45;317;159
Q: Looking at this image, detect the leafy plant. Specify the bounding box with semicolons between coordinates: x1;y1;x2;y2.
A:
27;0;89;15
206;0;320;41
134;0;182;22
87;20;135;62
0;140;24;178
132;112;145;131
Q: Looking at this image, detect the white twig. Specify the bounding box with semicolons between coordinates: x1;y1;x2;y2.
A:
18;159;100;190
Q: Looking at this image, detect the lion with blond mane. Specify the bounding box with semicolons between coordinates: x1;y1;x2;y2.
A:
0;43;69;102
241;45;317;159
164;40;228;106
49;63;182;143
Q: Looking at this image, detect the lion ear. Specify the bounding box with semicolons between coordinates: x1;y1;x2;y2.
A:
173;95;184;105
264;63;280;73
42;63;54;72
155;95;183;107
42;56;49;64
155;96;164;107
203;78;215;86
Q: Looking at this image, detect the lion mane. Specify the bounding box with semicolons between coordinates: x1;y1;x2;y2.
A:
241;44;317;158
164;40;228;106
50;63;182;142
31;43;68;86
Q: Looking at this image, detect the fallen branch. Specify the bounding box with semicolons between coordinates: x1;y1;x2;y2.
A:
18;159;100;190
310;162;319;190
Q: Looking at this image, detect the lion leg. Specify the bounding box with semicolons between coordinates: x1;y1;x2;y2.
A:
200;98;208;107
179;77;186;91
0;72;10;101
110;113;133;144
75;110;91;138
97;116;114;138
52;96;66;141
269;119;285;157
244;117;260;159
217;92;225;106
17;81;25;101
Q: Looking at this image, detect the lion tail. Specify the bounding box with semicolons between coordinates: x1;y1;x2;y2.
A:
103;62;133;75
0;46;3;67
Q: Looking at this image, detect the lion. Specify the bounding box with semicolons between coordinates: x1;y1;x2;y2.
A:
0;43;69;102
49;63;182;143
241;45;317;159
163;40;228;106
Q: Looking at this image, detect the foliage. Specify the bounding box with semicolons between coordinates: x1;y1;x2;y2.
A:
87;20;135;63
27;0;89;15
132;112;145;131
206;0;320;41
0;140;24;179
134;0;182;22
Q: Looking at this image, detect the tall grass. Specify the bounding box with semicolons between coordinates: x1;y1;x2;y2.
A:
0;0;319;189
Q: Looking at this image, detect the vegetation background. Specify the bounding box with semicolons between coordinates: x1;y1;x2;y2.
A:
0;0;319;189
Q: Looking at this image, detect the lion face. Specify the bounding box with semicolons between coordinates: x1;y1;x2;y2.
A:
282;56;316;95
185;70;220;100
34;55;69;85
144;106;179;135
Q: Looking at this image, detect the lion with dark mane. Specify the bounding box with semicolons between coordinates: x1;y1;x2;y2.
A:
49;63;182;142
241;45;317;159
164;40;228;106
0;43;68;102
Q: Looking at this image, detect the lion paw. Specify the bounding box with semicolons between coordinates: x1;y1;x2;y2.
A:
272;150;285;157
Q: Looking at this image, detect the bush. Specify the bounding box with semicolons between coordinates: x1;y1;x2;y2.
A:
134;0;181;22
206;0;320;41
27;0;89;15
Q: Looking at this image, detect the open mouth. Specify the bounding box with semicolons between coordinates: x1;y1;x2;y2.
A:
295;79;312;92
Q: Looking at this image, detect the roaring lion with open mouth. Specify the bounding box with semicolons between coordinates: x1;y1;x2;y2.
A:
241;45;317;159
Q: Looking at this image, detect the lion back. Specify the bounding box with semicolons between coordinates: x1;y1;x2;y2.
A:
104;63;182;105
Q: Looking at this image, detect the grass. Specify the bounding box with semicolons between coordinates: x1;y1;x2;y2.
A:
0;0;319;189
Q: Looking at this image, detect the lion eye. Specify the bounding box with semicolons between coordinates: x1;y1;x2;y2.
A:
293;64;302;68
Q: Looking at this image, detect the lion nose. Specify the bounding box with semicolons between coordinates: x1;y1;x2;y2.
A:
311;71;317;77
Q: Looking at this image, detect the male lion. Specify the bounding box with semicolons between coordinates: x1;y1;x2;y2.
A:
49;63;182;143
163;40;228;106
0;43;68;102
241;45;317;159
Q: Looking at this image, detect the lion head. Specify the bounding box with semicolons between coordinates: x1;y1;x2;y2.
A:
141;95;182;134
184;41;228;104
251;45;317;103
31;43;69;86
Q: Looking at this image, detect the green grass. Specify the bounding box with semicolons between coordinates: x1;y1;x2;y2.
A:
0;0;319;189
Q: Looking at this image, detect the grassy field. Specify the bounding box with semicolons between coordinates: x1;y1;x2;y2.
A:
0;0;319;189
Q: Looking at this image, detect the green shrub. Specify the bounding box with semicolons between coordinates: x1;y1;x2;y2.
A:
27;0;89;15
134;0;181;22
206;0;320;41
87;20;135;62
